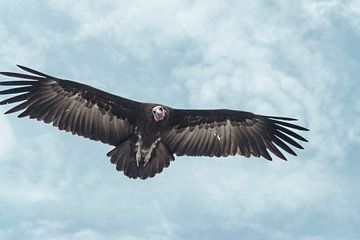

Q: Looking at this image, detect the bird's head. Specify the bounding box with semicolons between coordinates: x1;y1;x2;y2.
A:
152;105;167;122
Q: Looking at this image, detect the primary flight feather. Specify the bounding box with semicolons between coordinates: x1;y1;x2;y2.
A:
0;65;309;179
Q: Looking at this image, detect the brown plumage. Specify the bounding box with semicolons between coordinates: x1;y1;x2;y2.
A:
0;65;309;179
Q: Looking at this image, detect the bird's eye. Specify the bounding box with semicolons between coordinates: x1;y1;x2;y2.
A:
159;107;163;111
153;110;156;114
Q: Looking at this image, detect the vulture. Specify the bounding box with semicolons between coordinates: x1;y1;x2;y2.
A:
0;65;309;179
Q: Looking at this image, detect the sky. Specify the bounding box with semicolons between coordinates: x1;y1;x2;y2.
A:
0;1;359;239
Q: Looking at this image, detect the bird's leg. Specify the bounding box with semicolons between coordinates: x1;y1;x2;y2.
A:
135;135;142;167
143;138;161;166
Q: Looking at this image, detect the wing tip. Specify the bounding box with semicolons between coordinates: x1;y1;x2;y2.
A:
266;115;298;121
0;71;10;77
272;120;309;132
4;109;16;114
16;65;29;71
16;65;52;78
263;155;273;161
264;115;310;132
278;154;289;161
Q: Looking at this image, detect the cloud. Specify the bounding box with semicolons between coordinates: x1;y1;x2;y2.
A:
0;115;15;160
9;220;106;240
0;0;359;239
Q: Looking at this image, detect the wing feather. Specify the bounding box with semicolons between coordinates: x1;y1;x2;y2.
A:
272;136;297;156
275;124;308;142
0;66;138;145
264;139;286;160
163;109;308;161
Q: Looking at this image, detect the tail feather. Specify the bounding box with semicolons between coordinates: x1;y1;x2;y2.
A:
107;138;175;179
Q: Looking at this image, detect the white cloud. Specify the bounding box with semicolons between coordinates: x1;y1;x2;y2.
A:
0;115;15;160
0;0;359;239
16;220;106;240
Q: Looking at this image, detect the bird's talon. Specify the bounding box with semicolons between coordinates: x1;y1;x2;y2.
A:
143;153;151;166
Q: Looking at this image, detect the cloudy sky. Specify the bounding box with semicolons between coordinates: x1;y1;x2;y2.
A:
0;1;359;239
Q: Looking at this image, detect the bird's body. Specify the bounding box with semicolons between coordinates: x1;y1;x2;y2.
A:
0;66;309;179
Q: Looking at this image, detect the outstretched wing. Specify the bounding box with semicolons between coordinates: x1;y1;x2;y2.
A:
163;109;309;160
0;65;138;146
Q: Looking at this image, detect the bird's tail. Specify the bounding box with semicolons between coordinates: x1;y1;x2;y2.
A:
107;138;174;179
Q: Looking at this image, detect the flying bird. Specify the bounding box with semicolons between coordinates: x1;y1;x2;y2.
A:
0;65;308;179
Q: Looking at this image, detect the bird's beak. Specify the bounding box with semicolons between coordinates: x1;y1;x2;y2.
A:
153;109;166;122
154;113;161;121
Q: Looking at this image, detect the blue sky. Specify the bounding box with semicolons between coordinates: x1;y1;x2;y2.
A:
0;1;359;239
